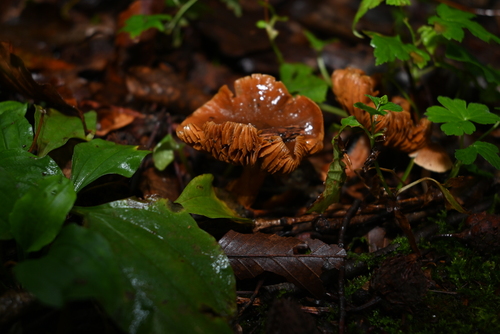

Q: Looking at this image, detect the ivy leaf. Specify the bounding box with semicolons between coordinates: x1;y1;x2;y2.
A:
428;4;500;44
369;34;430;68
455;141;500;170
14;224;124;311
445;43;500;86
426;96;500;136
175;174;251;223
34;106;96;157
120;14;172;38
71;139;150;193
279;63;328;103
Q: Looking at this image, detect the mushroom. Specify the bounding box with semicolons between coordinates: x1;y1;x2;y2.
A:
332;67;452;173
176;73;324;206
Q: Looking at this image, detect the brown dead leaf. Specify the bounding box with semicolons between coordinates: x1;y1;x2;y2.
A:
219;230;346;298
81;100;144;136
0;42;86;129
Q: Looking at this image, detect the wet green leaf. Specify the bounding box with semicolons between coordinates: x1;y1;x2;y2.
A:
153;134;183;171
71;139;150;193
428;4;500;44
9;174;76;253
34;106;96;157
426;96;500;136
279;63;328;103
14;224;124;311
0;101;31;151
175;174;251;223
0;149;62;239
75;198;236;334
456;141;500;170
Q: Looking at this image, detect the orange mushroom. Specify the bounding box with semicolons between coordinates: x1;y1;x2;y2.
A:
332;67;452;173
177;73;324;206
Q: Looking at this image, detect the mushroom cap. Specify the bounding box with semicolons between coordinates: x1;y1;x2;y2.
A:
177;74;324;174
331;67;452;173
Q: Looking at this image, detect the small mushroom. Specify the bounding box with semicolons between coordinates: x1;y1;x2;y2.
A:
177;73;324;206
332;67;452;173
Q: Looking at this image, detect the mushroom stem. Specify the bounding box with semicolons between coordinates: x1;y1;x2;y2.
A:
226;164;268;208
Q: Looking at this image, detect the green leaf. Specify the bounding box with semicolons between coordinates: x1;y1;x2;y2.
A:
71;139;150;193
303;30;335;52
445;43;500;85
120;14;172;38
369;34;430;68
153;134;183;171
428;4;500;44
14;224;124;312
308;138;346;213
175;174;251;223
9;174;76;253
381;102;403;112
279;63;328;103
338;116;362;134
220;0;242;16
0;101;32;151
426;96;500;136
397;177;466;213
75;198;236;334
352;0;383;38
34;106;96;157
386;0;410;5
0;149;63;239
456;141;500;170
354;102;387;116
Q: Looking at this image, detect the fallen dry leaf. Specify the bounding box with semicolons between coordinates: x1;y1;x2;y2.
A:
219;230;346;298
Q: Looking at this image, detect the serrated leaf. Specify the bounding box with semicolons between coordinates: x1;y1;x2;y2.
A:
308;138;346;213
34;106;96;157
120;14;171;38
426;96;500;136
279;63;328;103
445;43;500;85
14;224;124;311
75;198;236;334
370;34;430;68
352;0;383;37
175;174;251;223
152;134;183;171
0;101;32;151
456;141;500;170
9;174;76;253
71;139;150;193
428;4;500;44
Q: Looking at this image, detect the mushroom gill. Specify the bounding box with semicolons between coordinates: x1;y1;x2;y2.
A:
332;67;452;172
176;73;324;174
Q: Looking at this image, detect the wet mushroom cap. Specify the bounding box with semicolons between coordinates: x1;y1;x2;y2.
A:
176;74;324;174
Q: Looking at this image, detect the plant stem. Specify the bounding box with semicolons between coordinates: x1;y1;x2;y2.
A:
397;157;415;190
319;103;348;117
375;160;394;198
317;54;332;86
166;0;198;34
